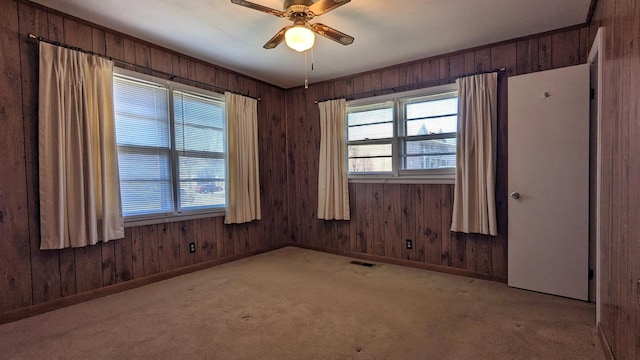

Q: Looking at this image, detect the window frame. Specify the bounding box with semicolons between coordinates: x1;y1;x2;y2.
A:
346;83;458;184
113;68;227;227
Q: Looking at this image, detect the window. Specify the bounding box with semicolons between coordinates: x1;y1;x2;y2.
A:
113;70;226;222
346;85;458;182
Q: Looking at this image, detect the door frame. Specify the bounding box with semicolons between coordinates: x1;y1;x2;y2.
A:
588;27;604;324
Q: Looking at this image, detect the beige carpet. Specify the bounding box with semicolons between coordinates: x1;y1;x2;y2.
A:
0;247;602;359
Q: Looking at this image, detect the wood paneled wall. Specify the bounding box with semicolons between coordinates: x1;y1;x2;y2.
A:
590;0;640;358
285;25;593;281
0;0;288;316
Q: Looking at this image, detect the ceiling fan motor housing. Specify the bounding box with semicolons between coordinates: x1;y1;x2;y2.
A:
284;0;315;19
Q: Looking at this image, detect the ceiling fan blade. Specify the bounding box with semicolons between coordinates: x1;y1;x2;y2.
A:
263;26;291;49
311;23;354;45
308;0;350;16
230;0;286;17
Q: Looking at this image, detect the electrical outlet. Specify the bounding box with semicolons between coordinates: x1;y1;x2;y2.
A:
189;242;196;254
405;239;413;249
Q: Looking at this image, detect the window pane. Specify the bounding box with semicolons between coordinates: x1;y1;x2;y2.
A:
407;97;458;119
117;151;173;216
347;104;393;126
348;144;392;158
178;157;226;210
348;157;392;173
404;154;456;170
406;115;457;136
114;75;174;217
114;77;170;148
174;91;225;153
404;138;457;169
348;123;393;141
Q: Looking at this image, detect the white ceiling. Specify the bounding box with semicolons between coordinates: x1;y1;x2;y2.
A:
31;0;592;89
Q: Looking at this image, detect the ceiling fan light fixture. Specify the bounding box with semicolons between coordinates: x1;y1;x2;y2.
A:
285;25;315;52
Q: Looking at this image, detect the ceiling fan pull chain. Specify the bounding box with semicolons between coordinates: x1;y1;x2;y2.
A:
304;51;309;89
311;48;314;71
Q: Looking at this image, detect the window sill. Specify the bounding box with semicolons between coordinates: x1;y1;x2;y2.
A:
124;209;225;228
348;175;454;185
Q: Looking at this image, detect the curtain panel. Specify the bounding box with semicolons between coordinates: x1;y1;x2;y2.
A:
451;72;498;236
317;99;350;220
38;42;124;250
224;92;261;224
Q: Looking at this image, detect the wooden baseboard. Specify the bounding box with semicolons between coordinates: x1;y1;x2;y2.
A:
288;243;507;283
0;244;285;325
597;322;615;360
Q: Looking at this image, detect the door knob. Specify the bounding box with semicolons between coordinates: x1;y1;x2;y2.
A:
510;192;521;200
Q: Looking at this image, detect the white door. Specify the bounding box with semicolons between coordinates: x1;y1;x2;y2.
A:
507;64;590;301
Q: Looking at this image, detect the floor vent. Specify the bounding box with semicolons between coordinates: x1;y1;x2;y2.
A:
350;260;376;267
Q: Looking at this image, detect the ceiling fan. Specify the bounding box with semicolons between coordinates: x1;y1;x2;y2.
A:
230;0;355;52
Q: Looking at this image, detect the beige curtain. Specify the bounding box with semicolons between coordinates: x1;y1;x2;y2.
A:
451;73;498;236
225;92;261;224
317;99;350;220
38;42;124;250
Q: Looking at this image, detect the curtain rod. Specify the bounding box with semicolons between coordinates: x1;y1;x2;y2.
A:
314;67;506;104
27;33;261;101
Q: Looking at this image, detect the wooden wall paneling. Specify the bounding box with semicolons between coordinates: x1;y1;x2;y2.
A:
134;42;151;71
177;220;194;267
199;218;217;261
371;183;385;256
442;185;463;269
476;235;493;275
130;226;145;278
383;184;402;259
348;183;358;253
0;0;33;313
334;218;349;252
17;3;63;306
257;88;273;249
364;184;376;255
490;43;517;76
449;54;465;78
270;86;288;245
213;219;225;259
122;37;136;66
464;52;475;74
57;247;76;297
355;183;369;253
352;75;364;95
142;224;159;276
578;26;590;63
47;13;63;42
396;65;408;88
306;86;321;247
285;91;298;242
370;71;382;93
149;47;172;74
406;62;422;87
421;58;439;83
381;68;399;90
114;228;133;283
538;35;552;71
400;184;415;260
105;32;124;61
158;222;180;271
551;28;580;68
63;17;104;294
101;238;116;286
515;38;539;75
423;185;443;266
413;184;425;262
439;57;450;80
474;48;491;72
464;234;477;272
361;73;372;93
